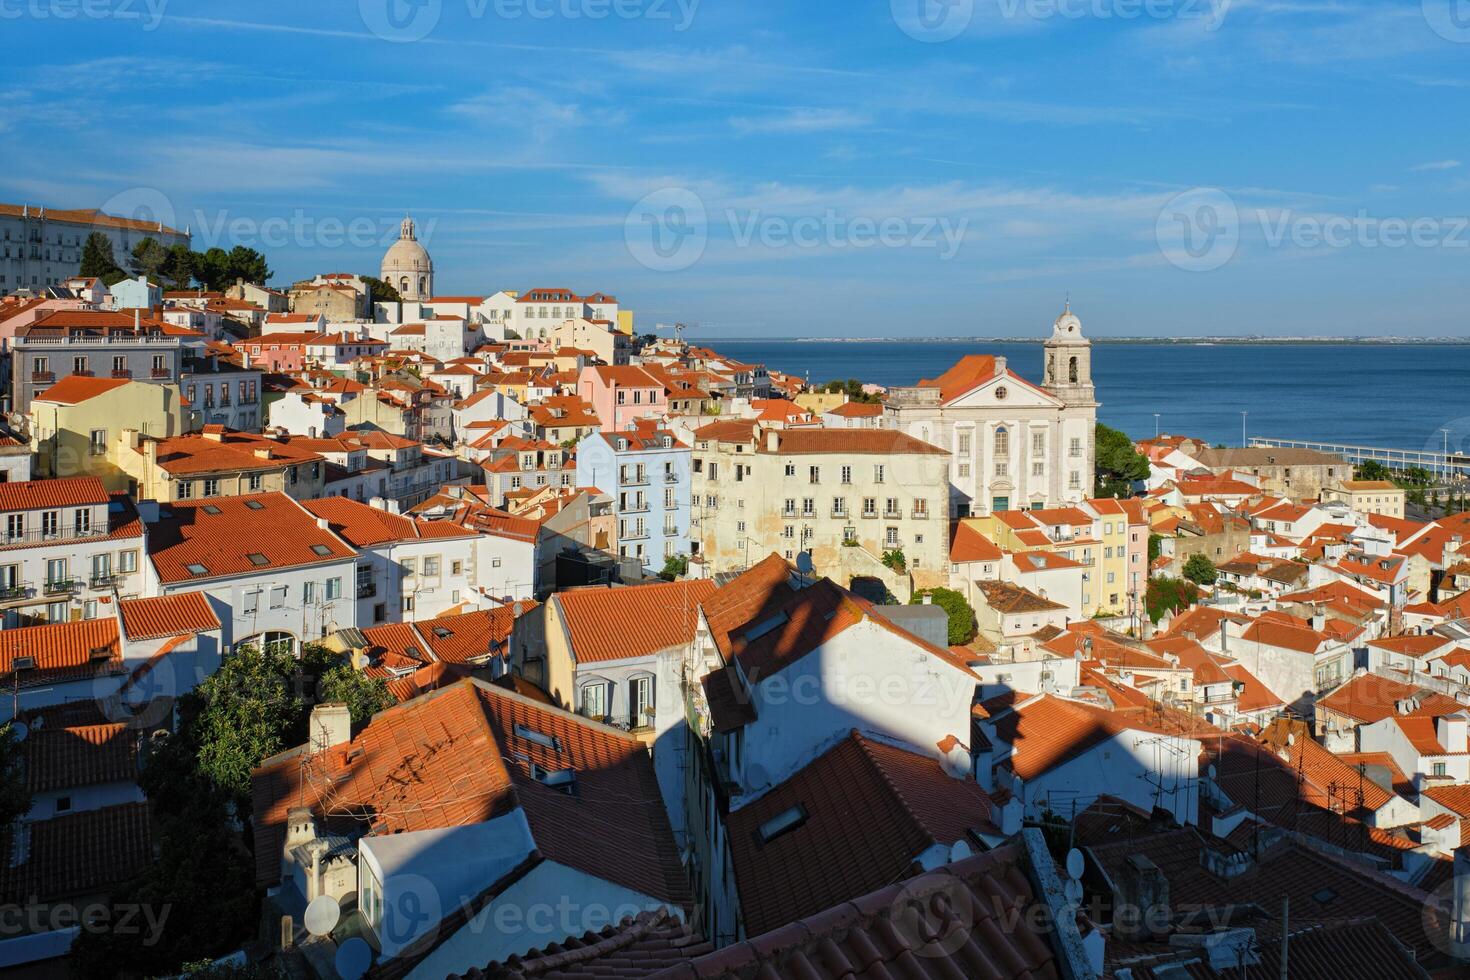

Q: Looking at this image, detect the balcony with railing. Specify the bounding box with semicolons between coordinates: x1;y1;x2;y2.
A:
357;581;377;599
89;572;120;589
0;583;30;604
150;367;171;379
2;525;109;548
44;578;81;596
30;371;54;384
111;368;132;379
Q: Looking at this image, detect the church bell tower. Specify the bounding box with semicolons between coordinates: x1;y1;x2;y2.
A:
1043;302;1096;408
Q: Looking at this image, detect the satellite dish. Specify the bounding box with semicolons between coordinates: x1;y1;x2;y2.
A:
796;552;814;576
304;894;340;937
1065;848;1085;880
8;723;26;743
1207;764;1217;780
334;937;372;980
949;839;972;863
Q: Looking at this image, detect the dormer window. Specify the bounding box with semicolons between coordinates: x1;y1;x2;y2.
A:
757;804;807;845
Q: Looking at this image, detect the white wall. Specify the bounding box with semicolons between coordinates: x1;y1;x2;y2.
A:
407;860;677;980
1012;729;1201;826
726;618;977;805
160;559;358;651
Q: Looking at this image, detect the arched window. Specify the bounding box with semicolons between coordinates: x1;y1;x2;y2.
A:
1069;356;1079;383
1047;354;1055;383
994;426;1009;457
418;276;426;295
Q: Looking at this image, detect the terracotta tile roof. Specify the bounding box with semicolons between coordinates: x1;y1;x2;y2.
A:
1366;634;1452;658
556;580;717;665
146;492;355;584
146;429;324;475
1315;673;1464;726
24;722;138;793
1240;614;1329;654
760;428;947;456
1110;916;1426;979
725;730;996;936
916;353;998;403
1088;827;1445;968
0;617;122;689
727;577;978;683
0;802;153;903
32;374;135;405
699;553;799;663
950;522;1005;563
0;475;109;512
416;604;536;665
826;400;884;417
977;579;1067;614
117;591;220;641
451;908;712;979
991;695;1192;781
648;839;1060;979
1223;663;1284;714
251;680;688;904
691;419;760;443
385;661;472;703
303;495;476;547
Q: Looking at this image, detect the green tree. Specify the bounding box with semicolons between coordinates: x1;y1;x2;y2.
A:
1182;553;1218;586
67;795;258;979
1147;533;1164;564
361;274;402;304
1356;459;1392;481
910;587;978;645
1095;423;1149;498
161;243;197;290
0;724;32;839
659;554;690;581
79;232;123;280
1146;576;1199;624
129;236;169;281
224;245;271;286
192;644;306;806
318;664;394;723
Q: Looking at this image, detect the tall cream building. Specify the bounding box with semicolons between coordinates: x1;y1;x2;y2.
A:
691;422;951;590
886;304;1098;516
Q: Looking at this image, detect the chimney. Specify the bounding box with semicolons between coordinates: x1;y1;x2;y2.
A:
283;805;318;853
1440;712;1469;755
316;517;331;531
1114;853;1170;942
1453;845;1470;961
994;355;1006;377
1310;611;1325;633
310;702;351;750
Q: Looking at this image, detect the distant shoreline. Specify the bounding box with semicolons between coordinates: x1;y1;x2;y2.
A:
694;336;1470;346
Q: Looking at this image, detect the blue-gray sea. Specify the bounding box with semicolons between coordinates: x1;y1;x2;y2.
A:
704;341;1470;453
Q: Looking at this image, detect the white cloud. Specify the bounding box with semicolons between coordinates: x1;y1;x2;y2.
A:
1411;160;1462;172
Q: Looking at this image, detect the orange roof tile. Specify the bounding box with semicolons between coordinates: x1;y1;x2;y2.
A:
146;492;354;584
250;680;687;905
0;475;109;512
556;580;718;664
725;730;995;937
118;591;221;641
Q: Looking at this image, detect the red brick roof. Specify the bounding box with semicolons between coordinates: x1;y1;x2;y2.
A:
146;492;355;584
0;475;109;512
991;695;1191;781
950;522;1004;564
251;680;688;905
555;580;718;665
0;618;122;689
452;908;712;979
646;838;1060;979
761;428;947;456
725;730;996;936
416;604;536;665
24;722;138;793
33;374;134;405
118;591;221;641
0;802;153;904
1315;673;1464;726
699;553;799;663
302;495;477;547
146;429;323;475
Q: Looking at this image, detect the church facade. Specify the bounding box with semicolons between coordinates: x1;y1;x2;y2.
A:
380;216;434;301
885;305;1098;516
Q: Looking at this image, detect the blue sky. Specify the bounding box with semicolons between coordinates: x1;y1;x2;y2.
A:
5;0;1470;338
